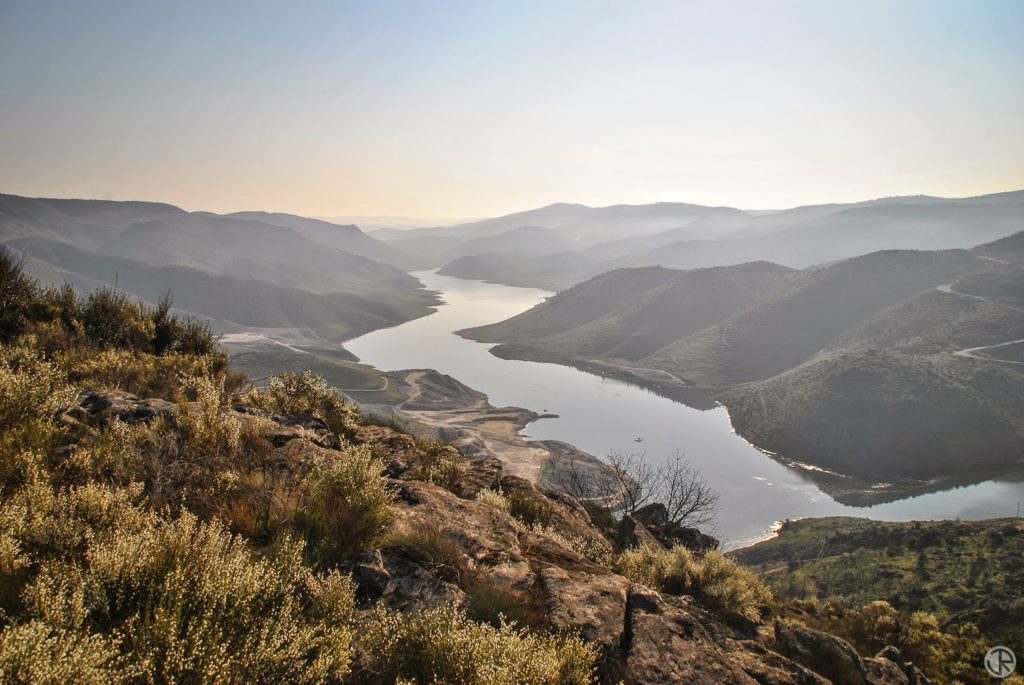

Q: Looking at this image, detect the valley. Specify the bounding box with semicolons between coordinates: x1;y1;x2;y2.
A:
7;190;1024;539
229;270;1024;547
461;232;1024;495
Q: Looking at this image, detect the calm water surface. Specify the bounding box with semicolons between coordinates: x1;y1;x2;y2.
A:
347;271;1024;547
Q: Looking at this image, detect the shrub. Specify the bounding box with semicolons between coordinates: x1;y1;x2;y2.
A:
527;523;614;567
175;373;242;457
0;247;37;343
354;604;596;685
0;344;77;488
59;347;223;399
382;525;473;585
129;374;244;512
0;482;356;684
808;600;989;683
242;371;360;439
76;288;152;351
0;621;131;685
508;490;554;527
476;487;511;513
300;445;395;565
57;419;148;487
407;439;465;490
614;546;771;624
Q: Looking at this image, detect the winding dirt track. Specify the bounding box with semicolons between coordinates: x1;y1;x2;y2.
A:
937;282;1024;364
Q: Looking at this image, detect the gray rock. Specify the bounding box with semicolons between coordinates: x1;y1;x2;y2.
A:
774;620;868;685
624;586;758;684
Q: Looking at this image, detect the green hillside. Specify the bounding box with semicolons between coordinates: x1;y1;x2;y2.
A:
733;517;1024;656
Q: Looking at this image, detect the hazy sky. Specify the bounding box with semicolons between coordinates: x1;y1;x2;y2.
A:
1;0;1022;218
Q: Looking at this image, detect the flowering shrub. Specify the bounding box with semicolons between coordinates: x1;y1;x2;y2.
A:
355;604;596;685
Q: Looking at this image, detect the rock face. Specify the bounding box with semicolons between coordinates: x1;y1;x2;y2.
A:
774;621;868;685
78;390;175;424
624;587;758;684
242;420;919;685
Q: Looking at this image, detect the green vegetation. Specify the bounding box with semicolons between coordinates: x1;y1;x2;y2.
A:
788;600;992;684
735;517;1024;665
0;250;599;683
299;448;396;565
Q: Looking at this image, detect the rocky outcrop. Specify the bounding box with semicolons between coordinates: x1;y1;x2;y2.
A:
632;502;720;552
769;622;933;685
271;422;921;685
615;514;666;552
774;621;868;685
539;566;629;652
867;647;932;685
77;390;175;424
624;586;752;683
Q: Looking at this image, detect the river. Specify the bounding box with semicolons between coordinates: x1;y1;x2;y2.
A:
346;270;1024;547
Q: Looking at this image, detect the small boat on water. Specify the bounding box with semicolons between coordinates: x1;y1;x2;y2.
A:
634;436;644;443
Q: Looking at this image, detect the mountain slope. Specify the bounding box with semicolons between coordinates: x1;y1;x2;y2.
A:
10;237;432;340
721;349;1024;481
644;249;993;386
0;194;425;296
463;262;796;361
435;191;1024;290
224;210;426;270
383;201;751;270
0;194;439;341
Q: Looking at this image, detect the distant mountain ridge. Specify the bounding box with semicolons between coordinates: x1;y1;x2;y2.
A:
0;194;438;342
383;190;1024;290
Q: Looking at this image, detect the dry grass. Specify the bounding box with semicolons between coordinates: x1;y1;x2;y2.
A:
614;545;771;624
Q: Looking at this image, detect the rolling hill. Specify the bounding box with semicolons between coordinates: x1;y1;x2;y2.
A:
463;233;1024;488
644;249;994;386
0;194;439;341
462;262;796;361
223;210;427;271
11;237;433;341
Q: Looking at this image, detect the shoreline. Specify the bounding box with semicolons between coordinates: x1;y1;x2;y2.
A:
476;341;1024;504
368;368;609;484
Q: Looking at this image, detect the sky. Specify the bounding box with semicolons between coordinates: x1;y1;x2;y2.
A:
1;0;1022;219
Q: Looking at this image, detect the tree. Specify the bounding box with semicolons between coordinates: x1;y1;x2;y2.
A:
552;449;719;528
0;247;36;342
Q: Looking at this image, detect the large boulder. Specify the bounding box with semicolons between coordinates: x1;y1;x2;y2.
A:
774;620;868;685
870;646;932;685
624;586;758;684
539;566;629;651
78;390;175;424
356;424;422;477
